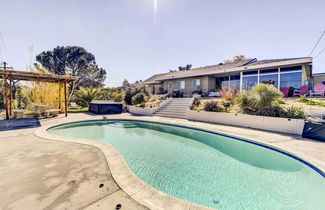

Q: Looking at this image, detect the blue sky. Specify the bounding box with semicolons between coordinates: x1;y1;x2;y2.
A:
0;0;325;87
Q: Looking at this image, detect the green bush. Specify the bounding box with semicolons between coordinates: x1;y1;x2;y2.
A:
253;106;307;119
131;92;148;105
237;84;283;113
113;92;124;102
283;106;307;119
236;90;258;113
75;87;106;107
204;101;224;112
253;106;284;117
124;87;133;105
297;95;325;107
253;84;283;109
297;95;309;103
124;84;151;105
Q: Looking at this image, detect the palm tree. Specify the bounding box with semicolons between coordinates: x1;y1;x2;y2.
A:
75;87;106;107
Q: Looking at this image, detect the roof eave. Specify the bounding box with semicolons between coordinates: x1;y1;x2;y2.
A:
156;57;313;81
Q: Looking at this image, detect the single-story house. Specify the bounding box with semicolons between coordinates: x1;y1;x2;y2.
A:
142;57;324;96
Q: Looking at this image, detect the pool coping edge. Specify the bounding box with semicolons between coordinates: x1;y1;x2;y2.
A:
34;116;325;210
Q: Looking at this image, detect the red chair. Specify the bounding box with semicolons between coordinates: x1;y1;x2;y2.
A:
294;85;308;97
309;84;325;97
280;87;289;97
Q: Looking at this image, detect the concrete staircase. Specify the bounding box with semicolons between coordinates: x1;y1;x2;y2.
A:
153;98;193;119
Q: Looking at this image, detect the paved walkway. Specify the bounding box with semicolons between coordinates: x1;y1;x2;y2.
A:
0;113;324;210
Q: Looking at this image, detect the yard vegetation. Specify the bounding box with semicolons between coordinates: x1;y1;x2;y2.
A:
192;84;308;119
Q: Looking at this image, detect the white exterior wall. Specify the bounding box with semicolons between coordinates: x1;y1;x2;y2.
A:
187;110;305;135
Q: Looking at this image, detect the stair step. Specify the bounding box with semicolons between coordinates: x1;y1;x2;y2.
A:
154;113;187;119
155;109;188;113
155;111;187;114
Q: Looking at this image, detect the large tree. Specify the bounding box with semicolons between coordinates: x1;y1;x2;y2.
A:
224;55;250;64
36;46;106;89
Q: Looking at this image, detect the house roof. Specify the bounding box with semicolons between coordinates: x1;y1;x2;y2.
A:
143;57;312;84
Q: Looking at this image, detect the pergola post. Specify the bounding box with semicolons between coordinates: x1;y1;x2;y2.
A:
64;81;67;117
4;77;9;120
9;79;12;116
58;82;61;111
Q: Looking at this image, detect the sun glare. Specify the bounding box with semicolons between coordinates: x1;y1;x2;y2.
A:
153;0;159;24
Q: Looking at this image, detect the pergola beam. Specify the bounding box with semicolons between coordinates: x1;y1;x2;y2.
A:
1;69;77;120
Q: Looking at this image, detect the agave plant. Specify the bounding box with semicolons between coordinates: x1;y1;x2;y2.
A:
236;84;283;113
75;87;106;107
253;84;283;109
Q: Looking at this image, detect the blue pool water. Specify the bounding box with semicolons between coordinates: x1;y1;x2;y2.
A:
48;120;325;209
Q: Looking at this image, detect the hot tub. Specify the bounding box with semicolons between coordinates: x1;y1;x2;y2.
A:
89;100;123;114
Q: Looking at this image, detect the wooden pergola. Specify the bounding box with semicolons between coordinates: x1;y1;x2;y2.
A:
0;69;77;120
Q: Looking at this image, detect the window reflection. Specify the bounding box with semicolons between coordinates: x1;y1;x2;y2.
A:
260;74;278;88
243;76;258;90
280;72;302;89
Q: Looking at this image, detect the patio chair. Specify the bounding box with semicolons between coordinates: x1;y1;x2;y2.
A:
309;84;325;97
293;85;308;97
280;87;289;97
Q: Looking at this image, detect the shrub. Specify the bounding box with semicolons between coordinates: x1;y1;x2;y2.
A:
220;89;237;101
124;84;151;105
253;84;283;109
253;106;284;117
75;87;106;107
297;95;325;107
204;101;224;112
236;90;258;113
113;92;124;102
124;87;133;105
253;105;307;119
283;106;307;119
236;84;283;113
191;97;201;110
297;95;309;103
131;92;148;105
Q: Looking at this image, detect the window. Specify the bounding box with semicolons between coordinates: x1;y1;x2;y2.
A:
242;76;258;90
230;75;240;91
243;70;258;75
260;68;278;74
216;76;229;91
280;72;302;89
168;82;172;89
192;79;201;87
177;81;185;89
260;74;278;88
280;66;302;72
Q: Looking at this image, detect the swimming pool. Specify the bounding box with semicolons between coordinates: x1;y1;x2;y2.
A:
48;120;325;209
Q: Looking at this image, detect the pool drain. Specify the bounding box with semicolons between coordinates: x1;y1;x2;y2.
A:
212;196;219;204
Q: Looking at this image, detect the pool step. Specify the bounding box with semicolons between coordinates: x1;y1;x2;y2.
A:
153;98;193;119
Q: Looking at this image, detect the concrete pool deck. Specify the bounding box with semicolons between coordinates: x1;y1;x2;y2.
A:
0;113;324;209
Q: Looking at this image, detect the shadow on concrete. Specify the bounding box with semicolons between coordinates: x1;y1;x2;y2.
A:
0;118;41;131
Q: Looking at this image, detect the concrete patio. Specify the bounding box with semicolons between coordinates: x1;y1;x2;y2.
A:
0;113;324;210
